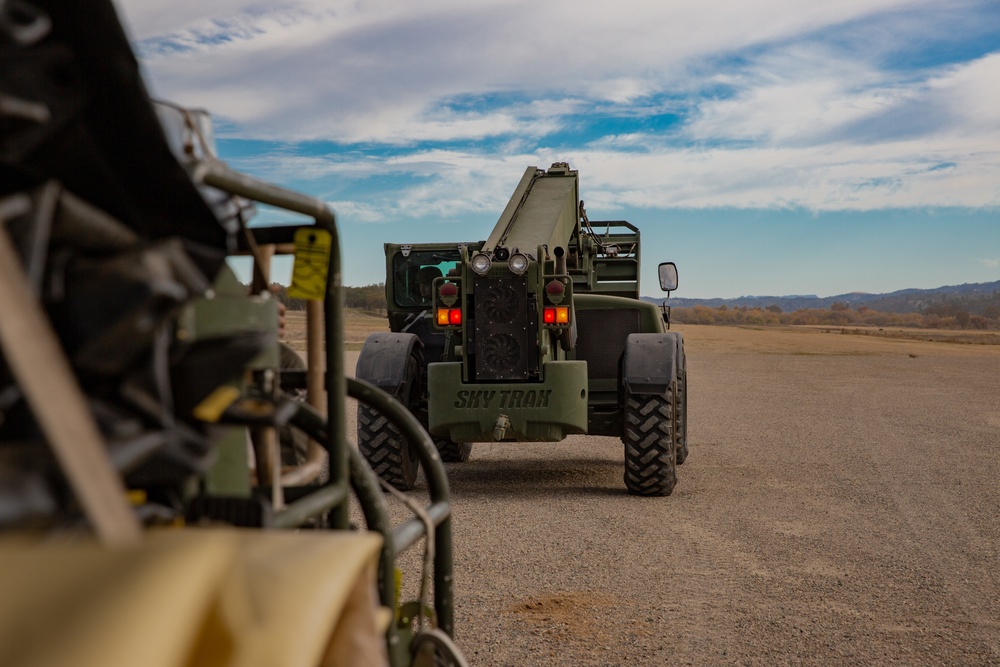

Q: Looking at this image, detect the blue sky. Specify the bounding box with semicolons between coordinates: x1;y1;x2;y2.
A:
115;0;999;299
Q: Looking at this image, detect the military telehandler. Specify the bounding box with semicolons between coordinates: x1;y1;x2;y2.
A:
358;163;687;496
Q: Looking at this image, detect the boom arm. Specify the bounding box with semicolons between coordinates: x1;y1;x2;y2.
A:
483;163;581;259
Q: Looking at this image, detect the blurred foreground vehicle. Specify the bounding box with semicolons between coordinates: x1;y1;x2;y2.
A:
0;1;464;664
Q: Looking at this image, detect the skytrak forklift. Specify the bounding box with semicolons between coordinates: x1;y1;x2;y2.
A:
0;1;465;664
358;163;687;496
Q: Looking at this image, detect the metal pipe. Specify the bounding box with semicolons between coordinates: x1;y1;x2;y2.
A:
198;162;348;526
270;479;349;529
279;299;328;486
392;502;451;552
200;161;454;636
554;244;566;275
278;458;323;487
347;377;455;635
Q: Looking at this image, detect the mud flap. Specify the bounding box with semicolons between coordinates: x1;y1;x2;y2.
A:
621;333;680;398
355;333;422;392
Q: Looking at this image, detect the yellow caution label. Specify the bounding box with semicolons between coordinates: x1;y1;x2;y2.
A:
192;385;241;423
287;227;332;301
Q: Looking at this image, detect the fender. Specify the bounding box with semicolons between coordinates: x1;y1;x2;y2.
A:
669;331;685;378
621;333;680;397
355;332;422;391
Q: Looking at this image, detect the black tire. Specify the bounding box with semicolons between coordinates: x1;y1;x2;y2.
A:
623;387;677;496
357;355;421;490
434;437;472;463
675;364;688;465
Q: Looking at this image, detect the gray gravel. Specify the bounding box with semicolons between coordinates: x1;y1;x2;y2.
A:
348;327;1000;666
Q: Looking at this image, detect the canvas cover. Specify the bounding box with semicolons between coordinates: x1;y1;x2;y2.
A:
0;529;389;667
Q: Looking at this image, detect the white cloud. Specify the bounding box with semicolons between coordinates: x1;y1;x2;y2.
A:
111;0;1000;213
980;258;1000;269
117;0;932;139
237;134;998;217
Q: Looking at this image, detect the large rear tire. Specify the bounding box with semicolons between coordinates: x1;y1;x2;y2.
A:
623;387;677;496
357;354;421;490
434;438;472;463
675;363;688;465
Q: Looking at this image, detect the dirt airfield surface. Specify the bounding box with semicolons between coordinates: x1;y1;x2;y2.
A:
334;320;1000;666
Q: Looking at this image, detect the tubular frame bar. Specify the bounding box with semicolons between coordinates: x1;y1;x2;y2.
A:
348;377;454;637
197;162;349;528
283;392;455;658
197;162;456;643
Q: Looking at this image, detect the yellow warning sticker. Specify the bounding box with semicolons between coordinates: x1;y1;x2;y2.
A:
288;227;332;301
193;385;241;423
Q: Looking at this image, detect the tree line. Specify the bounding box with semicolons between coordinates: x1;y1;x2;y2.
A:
671;301;999;330
260;282;999;330
262;283;387;313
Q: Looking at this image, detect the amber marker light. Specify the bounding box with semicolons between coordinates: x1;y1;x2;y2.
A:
437;309;451;326
555;306;569;324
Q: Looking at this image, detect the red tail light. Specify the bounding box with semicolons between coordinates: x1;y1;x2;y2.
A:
438;308;462;326
544;306;569;325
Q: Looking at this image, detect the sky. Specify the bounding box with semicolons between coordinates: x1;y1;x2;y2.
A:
113;0;999;299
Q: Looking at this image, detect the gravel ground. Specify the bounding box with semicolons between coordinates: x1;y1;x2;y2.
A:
349;325;1000;666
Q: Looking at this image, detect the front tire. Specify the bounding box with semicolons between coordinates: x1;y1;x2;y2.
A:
623;387;677;496
357;354;421;490
434;437;472;463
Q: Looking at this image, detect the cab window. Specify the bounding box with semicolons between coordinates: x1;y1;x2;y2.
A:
392;250;461;307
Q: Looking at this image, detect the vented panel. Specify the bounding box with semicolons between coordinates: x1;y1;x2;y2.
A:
575;309;641;381
474;277;530;380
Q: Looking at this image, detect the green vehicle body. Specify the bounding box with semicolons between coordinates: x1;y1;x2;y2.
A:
359;163;687;496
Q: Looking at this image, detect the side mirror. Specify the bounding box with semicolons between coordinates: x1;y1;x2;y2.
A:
658;262;678;292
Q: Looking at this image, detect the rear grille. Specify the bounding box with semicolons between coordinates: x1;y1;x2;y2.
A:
478;282;521;324
575;309;641;380
481;333;520;370
474;277;531;380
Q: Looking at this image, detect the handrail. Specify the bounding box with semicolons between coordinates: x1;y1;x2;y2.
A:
273;385;455;657
195;162;349;528
347;377;454;637
195;160;455;643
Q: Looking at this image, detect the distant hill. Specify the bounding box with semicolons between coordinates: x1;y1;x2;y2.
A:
645;279;1000;314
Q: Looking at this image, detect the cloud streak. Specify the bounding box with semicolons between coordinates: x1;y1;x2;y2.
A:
113;0;1000;216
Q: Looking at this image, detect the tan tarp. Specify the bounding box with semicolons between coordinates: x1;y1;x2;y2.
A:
0;529;389;667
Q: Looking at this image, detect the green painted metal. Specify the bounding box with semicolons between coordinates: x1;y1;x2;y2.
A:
373;163;683;500
202;428;253;497
484;164;580;257
574;293;666;333
427;360;589;441
200;163;459;658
